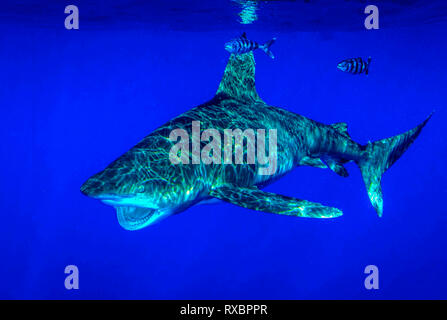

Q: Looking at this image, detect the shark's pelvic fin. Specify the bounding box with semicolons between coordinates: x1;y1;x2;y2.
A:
209;185;343;218
356;113;432;217
299;156;327;168
216;52;261;103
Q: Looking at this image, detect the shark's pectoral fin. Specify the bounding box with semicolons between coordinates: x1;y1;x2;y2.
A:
209;185;342;218
321;155;349;177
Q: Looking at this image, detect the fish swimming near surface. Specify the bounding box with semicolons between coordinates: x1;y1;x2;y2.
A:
81;52;431;231
225;32;276;59
337;57;372;75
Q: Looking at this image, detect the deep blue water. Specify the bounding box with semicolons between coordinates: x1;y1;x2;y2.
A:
1;1;446;299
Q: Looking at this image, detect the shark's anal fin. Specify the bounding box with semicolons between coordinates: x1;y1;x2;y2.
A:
216;52;261;103
209;185;342;218
321;155;349;177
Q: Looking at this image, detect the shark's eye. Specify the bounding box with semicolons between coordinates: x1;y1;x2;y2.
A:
136;185;145;193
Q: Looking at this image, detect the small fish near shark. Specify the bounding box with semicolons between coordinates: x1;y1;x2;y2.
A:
337;57;372;75
81;43;431;231
225;32;276;59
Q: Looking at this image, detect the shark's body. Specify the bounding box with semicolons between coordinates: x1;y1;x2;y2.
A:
81;53;431;230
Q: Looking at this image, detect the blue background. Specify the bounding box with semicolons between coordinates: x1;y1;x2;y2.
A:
1;1;446;299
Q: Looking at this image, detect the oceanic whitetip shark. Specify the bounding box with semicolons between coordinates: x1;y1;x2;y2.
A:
81;52;431;230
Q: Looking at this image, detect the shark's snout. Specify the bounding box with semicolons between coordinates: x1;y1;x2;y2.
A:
81;167;128;199
80;178;102;197
80;173;125;198
81;177;138;209
80;177;124;200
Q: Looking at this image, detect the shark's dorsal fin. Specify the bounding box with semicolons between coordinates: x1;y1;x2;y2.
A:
240;32;247;39
216;52;261;102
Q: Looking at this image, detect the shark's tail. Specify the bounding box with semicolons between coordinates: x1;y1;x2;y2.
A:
355;113;432;216
260;38;276;59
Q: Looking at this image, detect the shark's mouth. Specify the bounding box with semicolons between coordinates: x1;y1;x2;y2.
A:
115;206;160;231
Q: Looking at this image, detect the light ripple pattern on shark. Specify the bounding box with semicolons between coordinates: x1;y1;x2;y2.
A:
81;52;431;230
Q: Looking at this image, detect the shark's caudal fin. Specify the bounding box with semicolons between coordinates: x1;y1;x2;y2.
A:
260;38;276;59
216;52;261;102
356;113;432;216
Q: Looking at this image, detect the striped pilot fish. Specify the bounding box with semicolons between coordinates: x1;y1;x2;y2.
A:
337;57;372;75
225;32;276;59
